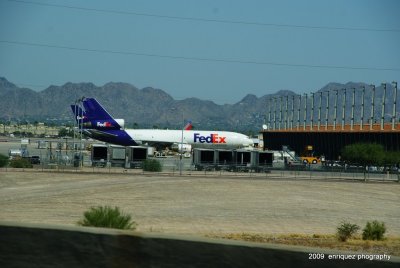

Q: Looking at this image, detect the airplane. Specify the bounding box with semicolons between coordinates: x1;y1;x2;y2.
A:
71;98;253;150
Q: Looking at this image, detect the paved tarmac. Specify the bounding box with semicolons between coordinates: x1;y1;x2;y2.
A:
0;170;398;236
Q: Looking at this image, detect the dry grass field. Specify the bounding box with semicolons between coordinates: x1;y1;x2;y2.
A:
0;170;398;236
208;233;400;256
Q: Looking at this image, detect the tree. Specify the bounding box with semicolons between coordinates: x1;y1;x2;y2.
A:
383;151;400;167
341;143;385;180
0;153;9;167
342;143;385;167
58;127;74;137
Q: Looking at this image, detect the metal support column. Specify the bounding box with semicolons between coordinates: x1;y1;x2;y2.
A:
303;93;308;130
370;85;375;130
341;88;346;130
273;98;277;130
297;95;301;130
351;88;355;130
285;95;289;129
310;93;314;130
291;95;295;129
325;91;330;130
333;90;338;130
360;86;365;130
381;83;386;130
392;81;398;130
268;98;272;130
318;92;322;130
279;96;283;130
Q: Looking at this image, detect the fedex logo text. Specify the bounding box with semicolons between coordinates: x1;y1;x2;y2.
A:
194;133;226;144
96;121;112;127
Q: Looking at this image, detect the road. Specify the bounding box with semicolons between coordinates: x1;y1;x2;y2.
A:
0;170;398;236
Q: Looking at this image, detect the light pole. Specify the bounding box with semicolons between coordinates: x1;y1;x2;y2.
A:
63;136;68;156
180;112;184;176
75;96;85;168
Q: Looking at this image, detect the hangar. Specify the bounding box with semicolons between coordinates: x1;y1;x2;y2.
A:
262;124;400;161
262;82;399;160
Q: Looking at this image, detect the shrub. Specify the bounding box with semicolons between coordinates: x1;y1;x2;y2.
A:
0;153;9;167
362;220;386;240
336;221;360;242
10;158;33;168
142;159;162;172
77;206;137;230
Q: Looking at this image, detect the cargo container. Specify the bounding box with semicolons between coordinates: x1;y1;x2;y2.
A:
110;146;126;167
215;149;234;170
91;144;108;167
126;146;148;168
193;148;215;171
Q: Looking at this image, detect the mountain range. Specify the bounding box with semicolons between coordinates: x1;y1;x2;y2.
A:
0;77;397;132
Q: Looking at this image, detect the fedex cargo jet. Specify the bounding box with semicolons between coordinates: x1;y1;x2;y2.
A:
71;98;253;149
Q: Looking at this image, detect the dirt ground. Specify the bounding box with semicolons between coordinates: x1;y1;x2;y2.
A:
0;170;399;236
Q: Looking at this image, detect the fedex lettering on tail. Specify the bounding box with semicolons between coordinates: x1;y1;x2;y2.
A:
194;133;226;144
96;121;113;128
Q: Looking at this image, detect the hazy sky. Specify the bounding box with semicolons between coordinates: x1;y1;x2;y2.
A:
0;0;399;104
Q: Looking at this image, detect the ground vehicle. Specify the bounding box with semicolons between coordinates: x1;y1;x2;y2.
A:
30;156;41;164
300;145;321;164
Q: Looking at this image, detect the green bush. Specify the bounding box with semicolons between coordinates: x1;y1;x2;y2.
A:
336;221;360;242
142;159;162;172
78;206;136;230
341;143;385;167
362;220;386;240
10;158;33;168
0;153;9;167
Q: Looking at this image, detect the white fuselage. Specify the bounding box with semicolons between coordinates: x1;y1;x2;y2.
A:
125;129;253;148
